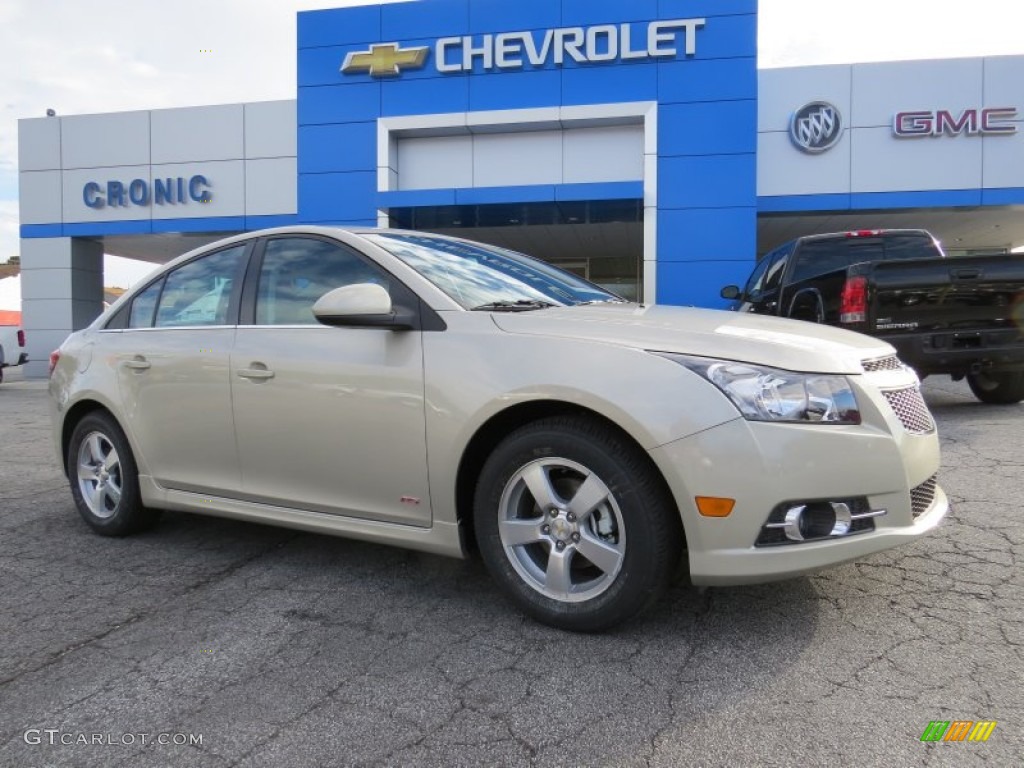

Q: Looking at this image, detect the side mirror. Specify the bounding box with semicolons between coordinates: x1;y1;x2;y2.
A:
313;284;414;330
720;285;741;300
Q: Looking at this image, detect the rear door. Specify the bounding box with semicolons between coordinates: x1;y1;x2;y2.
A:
111;242;249;494
229;235;431;525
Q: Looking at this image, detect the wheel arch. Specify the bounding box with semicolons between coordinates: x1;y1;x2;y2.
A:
454;399;685;555
60;399;126;476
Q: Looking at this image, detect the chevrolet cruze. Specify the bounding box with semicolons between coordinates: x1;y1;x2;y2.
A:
49;228;948;631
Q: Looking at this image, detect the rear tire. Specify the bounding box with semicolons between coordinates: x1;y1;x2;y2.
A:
67;412;161;536
473;415;682;632
967;370;1024;405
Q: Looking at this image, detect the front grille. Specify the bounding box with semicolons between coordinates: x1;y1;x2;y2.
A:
911;475;938;518
863;355;903;372
882;386;936;434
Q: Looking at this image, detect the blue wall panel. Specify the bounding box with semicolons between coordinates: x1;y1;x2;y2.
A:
658;0;758;19
657;260;753;307
298;123;377;174
299;171;377;223
660;100;757;156
299;83;381;125
659;154;756;209
382;75;470;116
467;0;562;34
561;61;659;106
468;70;562;111
562;0;659;25
298;7;381;49
658;57;756;104
658;207;756;261
382;0;470;39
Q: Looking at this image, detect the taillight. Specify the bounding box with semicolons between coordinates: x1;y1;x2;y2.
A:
48;350;61;377
840;276;868;324
17;330;25;347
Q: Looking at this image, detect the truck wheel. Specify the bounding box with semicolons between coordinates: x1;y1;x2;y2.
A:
473;415;682;632
68;411;162;536
967;370;1024;405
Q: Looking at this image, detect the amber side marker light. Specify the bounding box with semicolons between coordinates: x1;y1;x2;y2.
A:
696;497;736;518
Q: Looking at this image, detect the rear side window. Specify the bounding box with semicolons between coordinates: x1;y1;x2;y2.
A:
154;245;247;328
790;239;884;283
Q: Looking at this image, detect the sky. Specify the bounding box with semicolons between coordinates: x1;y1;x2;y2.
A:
1;0;1023;292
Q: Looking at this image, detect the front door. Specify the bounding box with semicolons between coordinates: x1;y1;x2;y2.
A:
230;236;431;526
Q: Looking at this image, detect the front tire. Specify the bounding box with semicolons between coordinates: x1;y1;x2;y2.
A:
67;411;161;536
967;370;1024;404
474;416;682;632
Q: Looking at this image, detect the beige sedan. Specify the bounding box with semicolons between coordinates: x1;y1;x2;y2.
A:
49;228;948;631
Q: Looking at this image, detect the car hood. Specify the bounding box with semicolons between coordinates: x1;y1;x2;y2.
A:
491;304;894;374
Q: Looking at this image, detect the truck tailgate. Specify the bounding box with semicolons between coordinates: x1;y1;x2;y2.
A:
869;255;1024;333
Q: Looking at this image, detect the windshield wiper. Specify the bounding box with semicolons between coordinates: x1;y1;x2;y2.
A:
471;300;557;312
575;298;629;306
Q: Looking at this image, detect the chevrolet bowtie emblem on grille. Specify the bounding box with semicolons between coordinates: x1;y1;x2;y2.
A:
341;43;430;77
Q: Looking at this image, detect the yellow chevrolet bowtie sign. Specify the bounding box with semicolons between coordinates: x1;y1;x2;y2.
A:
341;43;430;77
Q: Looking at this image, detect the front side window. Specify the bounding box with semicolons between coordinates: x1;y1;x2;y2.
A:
256;238;389;326
154;245;247;328
363;233;619;310
761;245;792;294
128;279;163;329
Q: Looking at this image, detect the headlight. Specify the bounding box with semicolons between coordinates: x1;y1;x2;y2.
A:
658;354;861;425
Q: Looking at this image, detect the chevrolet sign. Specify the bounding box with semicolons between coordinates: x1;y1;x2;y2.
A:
341;19;706;78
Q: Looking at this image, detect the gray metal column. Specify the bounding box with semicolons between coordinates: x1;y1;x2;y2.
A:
20;237;104;378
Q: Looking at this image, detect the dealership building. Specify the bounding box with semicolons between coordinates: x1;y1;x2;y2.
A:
16;0;1024;376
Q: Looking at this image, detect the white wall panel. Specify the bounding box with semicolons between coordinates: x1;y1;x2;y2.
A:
18;118;61;171
149;160;245;219
758;65;851;133
245;158;298;215
61;112;149;169
851;127;983;192
563;125;643;184
473;130;563;187
983;57;1024;110
245;101;298;158
851;59;983;128
151;105;244;164
18;171;62;224
982;133;1024;189
397;135;473;190
757;131;851;196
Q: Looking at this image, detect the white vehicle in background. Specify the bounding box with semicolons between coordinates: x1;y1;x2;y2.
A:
0;324;27;383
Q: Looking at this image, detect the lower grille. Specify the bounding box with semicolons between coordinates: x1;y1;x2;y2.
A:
882;386;936;434
911;475;938;518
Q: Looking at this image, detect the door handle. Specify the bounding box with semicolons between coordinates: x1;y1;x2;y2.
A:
124;357;151;371
237;367;275;381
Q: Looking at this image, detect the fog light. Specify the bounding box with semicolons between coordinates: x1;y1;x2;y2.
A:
756;498;887;546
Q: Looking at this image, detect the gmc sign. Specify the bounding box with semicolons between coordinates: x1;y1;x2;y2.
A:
893;107;1018;138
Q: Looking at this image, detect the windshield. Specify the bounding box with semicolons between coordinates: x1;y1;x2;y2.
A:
362;233;621;310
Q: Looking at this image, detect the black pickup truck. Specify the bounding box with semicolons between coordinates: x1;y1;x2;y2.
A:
721;229;1024;404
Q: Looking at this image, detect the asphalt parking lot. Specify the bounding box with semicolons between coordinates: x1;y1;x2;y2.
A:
0;368;1021;767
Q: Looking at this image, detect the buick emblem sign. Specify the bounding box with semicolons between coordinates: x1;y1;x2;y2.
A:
790;101;843;154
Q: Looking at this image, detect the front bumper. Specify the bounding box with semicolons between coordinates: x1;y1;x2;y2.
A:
648;381;947;586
